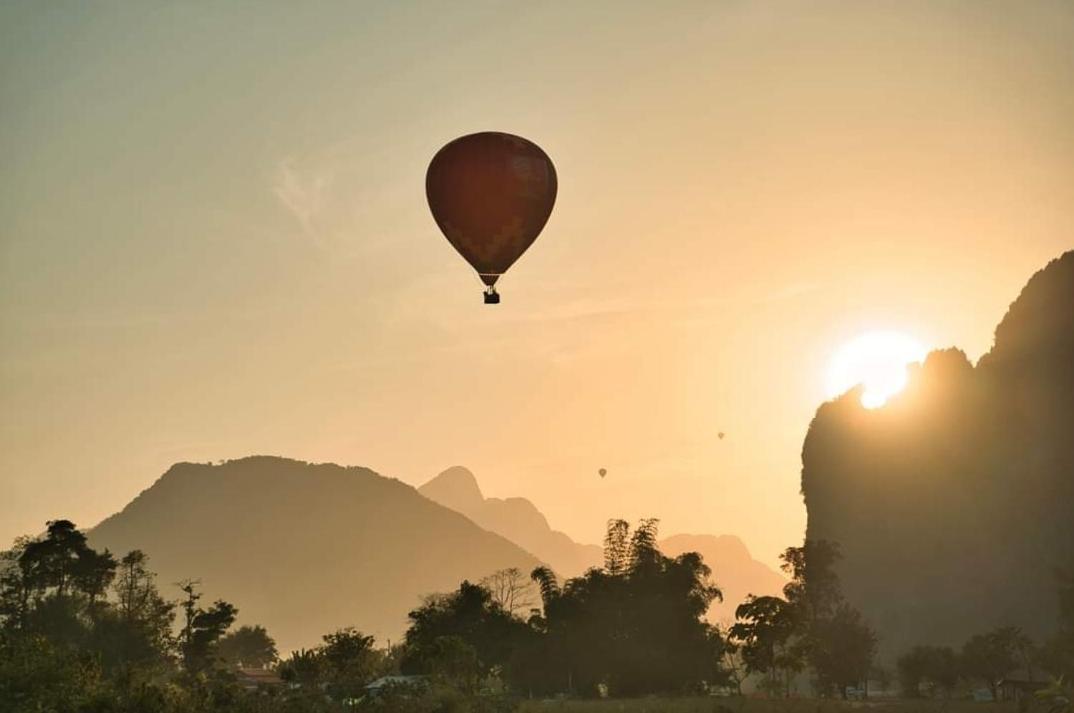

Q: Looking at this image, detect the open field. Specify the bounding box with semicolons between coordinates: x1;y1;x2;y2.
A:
520;699;1023;713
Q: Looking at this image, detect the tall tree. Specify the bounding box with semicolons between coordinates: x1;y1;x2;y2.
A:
73;548;117;609
603;519;631;576
729;594;803;697
175;580;237;672
808;603;877;697
216;625;278;669
780;540;844;623
526;519;725;697
481;568;537;617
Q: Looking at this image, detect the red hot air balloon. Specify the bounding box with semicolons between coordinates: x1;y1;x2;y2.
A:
426;132;557;303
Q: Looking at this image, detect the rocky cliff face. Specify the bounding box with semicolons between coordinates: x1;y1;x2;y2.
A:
802;251;1074;657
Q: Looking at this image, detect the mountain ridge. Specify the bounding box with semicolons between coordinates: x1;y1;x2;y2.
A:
418;466;786;623
89;456;540;654
802;250;1074;657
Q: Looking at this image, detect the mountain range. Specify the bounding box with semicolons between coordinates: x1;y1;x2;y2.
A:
87;458;783;654
418;466;785;624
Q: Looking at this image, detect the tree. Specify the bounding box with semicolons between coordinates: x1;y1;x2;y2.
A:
320;628;380;698
73;547;117;609
401;580;528;680
780;540;844;625
603;519;631;576
961;627;1025;701
0;631;104;710
114;551;174;642
0;537;34;629
176;580;237;672
808;603;876;697
480;568;537;617
406;635;481;692
278;648;324;688
897;645;959;698
15;521;116;608
525;519;725;697
530;566;560;614
776;539;878;698
80;550;178;675
19;521;88;600
216;625;278;669
176;579;202;651
729;594;802;696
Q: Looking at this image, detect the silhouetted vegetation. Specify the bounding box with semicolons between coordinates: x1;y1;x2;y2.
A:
4;512;1072;710
0;517;730;710
892;571;1074;701
729;540;876;698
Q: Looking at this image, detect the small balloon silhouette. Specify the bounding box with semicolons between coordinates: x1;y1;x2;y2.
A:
598;468;607;478
718;432;725;440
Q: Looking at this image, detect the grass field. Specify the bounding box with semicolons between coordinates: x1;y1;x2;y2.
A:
519;698;1022;713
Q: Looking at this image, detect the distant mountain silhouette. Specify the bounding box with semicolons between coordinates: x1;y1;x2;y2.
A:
803;251;1074;657
418;467;785;622
661;534;787;624
89;457;539;654
419;467;602;576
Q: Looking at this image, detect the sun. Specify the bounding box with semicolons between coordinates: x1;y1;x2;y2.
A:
826;330;928;409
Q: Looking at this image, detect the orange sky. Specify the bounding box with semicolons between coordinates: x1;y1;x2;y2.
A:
2;1;1072;566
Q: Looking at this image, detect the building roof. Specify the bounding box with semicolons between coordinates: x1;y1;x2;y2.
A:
365;675;427;691
999;670;1050;685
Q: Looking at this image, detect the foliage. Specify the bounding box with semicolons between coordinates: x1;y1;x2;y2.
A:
729;539;875;698
402;580;529;688
518;519;725;697
896;645;959;698
216;624;278;669
481;568;538;617
729;595;802;696
961;627;1028;700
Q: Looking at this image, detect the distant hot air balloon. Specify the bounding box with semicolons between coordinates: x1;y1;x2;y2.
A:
718;432;725;440
598;468;607;478
426;132;557;303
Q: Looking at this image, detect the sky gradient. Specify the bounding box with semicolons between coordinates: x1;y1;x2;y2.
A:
2;1;1073;565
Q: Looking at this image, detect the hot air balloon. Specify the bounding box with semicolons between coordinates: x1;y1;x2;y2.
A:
598;468;607;478
426;132;557;303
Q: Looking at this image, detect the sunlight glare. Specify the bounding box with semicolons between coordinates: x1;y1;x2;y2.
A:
826;331;927;409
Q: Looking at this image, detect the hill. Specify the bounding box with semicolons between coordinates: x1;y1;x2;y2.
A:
419;466;602;576
89;457;539;654
802;251;1074;657
660;534;787;624
418;467;785;621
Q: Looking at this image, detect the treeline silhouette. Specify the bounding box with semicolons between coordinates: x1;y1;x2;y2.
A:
2;518;1072;712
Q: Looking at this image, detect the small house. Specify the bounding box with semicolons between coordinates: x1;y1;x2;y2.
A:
235;667;285;691
998;670;1049;702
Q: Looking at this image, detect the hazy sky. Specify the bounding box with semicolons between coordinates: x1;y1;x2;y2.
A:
2;1;1072;566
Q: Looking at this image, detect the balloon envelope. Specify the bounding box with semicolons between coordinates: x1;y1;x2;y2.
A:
426;132;557;288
